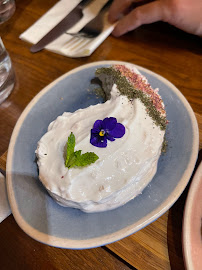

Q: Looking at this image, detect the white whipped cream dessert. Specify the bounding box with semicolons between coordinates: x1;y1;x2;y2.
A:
36;64;167;213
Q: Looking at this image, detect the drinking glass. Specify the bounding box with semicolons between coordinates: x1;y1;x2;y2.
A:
0;0;15;24
0;37;15;104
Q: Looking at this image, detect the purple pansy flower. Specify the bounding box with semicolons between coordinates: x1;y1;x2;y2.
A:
90;117;125;148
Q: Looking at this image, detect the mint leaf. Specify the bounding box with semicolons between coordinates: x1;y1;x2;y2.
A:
74;150;82;158
73;152;99;167
64;132;99;169
67;150;81;168
65;132;75;167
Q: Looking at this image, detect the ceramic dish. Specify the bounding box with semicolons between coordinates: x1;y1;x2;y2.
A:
183;161;202;270
6;61;199;249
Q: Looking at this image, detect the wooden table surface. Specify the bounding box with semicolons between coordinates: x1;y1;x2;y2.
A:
0;0;201;269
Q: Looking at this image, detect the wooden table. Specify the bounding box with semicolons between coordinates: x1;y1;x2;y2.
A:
0;0;201;269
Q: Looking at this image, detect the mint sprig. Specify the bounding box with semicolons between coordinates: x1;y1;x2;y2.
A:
65;132;99;169
65;132;75;166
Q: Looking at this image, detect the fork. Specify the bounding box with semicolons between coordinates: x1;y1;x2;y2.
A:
67;0;112;38
61;18;115;58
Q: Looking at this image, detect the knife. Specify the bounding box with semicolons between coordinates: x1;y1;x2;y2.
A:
30;0;93;53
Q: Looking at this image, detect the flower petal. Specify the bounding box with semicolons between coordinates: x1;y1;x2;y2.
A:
93;120;103;130
109;123;125;138
106;133;115;141
91;128;100;135
102;117;117;131
90;133;107;148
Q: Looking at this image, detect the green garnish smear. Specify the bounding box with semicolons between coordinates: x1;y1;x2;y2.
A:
96;67;167;130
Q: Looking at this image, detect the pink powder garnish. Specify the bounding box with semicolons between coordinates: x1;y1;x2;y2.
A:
114;65;166;116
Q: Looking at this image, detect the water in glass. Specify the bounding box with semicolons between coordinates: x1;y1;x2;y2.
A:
0;0;15;24
0;38;15;104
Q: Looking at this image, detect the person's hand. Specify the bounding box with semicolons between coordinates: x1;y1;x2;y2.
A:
108;0;202;37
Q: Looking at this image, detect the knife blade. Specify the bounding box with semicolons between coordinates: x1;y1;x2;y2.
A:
30;0;93;53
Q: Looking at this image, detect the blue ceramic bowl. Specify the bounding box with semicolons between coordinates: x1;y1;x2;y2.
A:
6;61;199;249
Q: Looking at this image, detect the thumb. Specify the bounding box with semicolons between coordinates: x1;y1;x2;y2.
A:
112;0;165;36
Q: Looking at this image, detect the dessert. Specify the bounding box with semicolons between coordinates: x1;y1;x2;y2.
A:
36;64;167;213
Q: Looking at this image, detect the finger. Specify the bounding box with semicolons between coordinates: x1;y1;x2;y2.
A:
108;0;153;23
112;0;164;36
108;0;134;23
